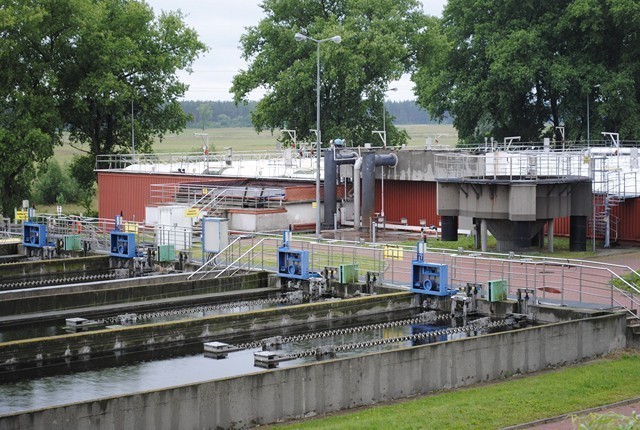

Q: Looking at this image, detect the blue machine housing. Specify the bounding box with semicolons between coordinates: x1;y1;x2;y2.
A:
110;231;136;258
277;248;310;280
23;222;48;248
411;241;456;296
276;230;310;280
411;262;454;296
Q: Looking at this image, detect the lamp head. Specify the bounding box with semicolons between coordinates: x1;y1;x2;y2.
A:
294;33;307;42
330;35;342;44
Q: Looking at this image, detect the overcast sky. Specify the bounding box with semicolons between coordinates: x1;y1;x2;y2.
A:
145;0;447;101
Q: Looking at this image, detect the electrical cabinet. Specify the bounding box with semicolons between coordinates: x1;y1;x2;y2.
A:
110;231;136;258
23;223;47;248
487;279;508;302
411;262;454;296
157;244;175;262
339;264;359;284
277;247;310;280
63;234;82;251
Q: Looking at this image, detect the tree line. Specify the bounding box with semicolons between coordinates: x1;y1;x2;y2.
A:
2;0;639;215
181;101;449;129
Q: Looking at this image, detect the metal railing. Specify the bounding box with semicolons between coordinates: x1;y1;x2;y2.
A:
434;151;591;181
184;232;639;318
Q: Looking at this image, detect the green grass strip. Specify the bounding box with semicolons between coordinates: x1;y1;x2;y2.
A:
274;351;640;429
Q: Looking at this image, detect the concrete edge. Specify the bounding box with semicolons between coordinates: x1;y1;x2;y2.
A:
502;396;640;429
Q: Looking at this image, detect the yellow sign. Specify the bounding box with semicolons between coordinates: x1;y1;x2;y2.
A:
384;245;404;261
184;208;200;218
312;202;317;209
15;210;28;221
124;222;139;234
202;188;208;196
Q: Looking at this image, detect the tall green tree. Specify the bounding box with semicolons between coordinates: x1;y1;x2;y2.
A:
59;0;207;173
0;1;67;214
231;0;423;147
0;0;207;215
413;0;640;145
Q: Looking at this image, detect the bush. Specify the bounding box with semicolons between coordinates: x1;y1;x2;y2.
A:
33;159;78;205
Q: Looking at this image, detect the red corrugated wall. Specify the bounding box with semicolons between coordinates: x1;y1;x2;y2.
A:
547;196;640;243
374;180;439;226
97;172;212;222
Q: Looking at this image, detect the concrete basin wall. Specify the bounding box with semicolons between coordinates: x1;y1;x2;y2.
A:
0;313;626;430
0;293;415;370
0;272;269;316
0;255;110;279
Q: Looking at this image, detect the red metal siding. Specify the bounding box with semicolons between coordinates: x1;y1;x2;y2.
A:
615;198;640;242
97;172;210;222
553;196;640;243
374;180;439;226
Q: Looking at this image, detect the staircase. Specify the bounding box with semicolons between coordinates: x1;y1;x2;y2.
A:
589;156;637;248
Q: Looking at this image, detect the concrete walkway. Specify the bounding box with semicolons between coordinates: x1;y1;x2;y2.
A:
506;397;640;429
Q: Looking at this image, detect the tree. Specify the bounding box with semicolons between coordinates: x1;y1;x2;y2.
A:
197;103;213;130
231;0;423;147
0;0;207;215
413;0;640;145
60;0;208;170
0;1;66;214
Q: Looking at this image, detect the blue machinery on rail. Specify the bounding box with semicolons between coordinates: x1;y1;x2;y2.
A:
411;241;457;296
277;230;310;280
110;216;136;258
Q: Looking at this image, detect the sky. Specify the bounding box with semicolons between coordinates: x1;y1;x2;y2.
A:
145;0;447;102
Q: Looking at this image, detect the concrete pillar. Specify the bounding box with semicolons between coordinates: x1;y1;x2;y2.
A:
570;215;587;252
481;219;488;252
324;149;337;229
441;216;458;241
547;219;554;253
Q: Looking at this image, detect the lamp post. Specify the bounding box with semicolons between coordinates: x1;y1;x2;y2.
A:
295;32;342;241
586;84;600;146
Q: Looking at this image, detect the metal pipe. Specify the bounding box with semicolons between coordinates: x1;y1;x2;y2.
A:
354;157;363;230
361;152;398;230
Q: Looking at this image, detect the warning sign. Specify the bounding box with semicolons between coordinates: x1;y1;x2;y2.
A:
15;210;28;221
184;208;200;218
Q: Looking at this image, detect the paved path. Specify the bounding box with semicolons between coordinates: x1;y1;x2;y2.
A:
507;398;640;429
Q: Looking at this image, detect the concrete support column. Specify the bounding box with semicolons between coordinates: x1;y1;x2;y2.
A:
570;215;587;252
547;219;554;253
441;216;458;241
481;219;488;252
324;149;337;229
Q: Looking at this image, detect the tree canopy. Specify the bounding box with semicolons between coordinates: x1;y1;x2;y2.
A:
413;0;640;145
0;0;206;215
231;0;424;147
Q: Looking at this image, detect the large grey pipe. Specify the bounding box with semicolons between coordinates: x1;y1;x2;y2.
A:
324;148;359;228
361;152;398;230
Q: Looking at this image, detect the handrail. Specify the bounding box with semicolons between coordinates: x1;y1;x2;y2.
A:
187;235;245;280
211;238;267;280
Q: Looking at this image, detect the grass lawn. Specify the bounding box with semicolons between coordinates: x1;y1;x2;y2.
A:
394;235;598;260
53;124;458;165
272;351;640;429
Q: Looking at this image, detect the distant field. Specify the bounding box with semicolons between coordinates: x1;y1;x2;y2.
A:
53;124;457;164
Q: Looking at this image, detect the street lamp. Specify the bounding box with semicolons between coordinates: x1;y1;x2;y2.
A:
586;84;601;146
295;32;342;241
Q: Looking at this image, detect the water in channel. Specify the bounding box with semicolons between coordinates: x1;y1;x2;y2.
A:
0;322;459;415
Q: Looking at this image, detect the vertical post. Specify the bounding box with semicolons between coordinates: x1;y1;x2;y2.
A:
131;99;135;161
315;42;321;242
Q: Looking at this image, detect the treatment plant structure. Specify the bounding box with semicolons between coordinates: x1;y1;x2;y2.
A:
0;136;639;429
